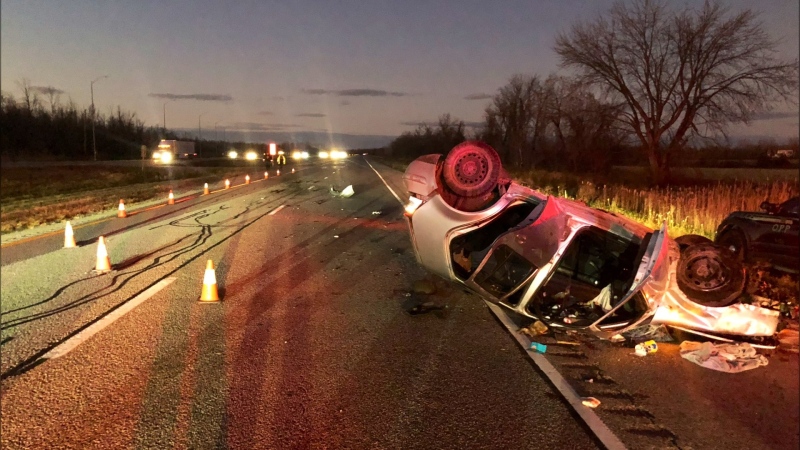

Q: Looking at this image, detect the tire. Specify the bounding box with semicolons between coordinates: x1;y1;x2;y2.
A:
715;229;747;261
675;234;712;253
442;141;501;198
676;243;746;307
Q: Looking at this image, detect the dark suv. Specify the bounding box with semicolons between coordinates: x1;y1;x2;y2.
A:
715;196;800;272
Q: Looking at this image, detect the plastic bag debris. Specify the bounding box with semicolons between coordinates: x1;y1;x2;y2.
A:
529;342;547;353
520;320;548;338
679;341;768;373
330;185;354;198
581;397;601;408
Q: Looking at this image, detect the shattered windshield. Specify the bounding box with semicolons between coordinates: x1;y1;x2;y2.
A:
527;226;649;326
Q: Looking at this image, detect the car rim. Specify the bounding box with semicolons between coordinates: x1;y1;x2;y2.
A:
453;151;490;188
682;254;730;291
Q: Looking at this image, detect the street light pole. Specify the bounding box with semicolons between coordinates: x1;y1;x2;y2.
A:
198;112;207;157
90;75;108;161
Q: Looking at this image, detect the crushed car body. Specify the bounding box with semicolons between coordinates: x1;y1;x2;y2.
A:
402;142;779;340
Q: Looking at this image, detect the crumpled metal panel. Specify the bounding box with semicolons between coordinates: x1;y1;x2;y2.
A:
652;260;779;336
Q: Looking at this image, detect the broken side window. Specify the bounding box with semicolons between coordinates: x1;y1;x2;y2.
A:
472;244;536;299
449;201;538;280
526;226;645;326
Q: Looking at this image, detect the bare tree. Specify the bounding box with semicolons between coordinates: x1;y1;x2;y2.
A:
483;75;549;167
554;0;798;184
545;75;624;172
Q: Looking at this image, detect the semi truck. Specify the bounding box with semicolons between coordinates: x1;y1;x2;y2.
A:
152;140;197;164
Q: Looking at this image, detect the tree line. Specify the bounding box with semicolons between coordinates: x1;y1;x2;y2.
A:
389;0;798;184
0;79;179;161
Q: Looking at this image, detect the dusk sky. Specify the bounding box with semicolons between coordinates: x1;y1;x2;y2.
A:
2;0;798;146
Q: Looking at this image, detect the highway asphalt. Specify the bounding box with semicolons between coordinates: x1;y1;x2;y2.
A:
1;157;600;449
2;156;796;449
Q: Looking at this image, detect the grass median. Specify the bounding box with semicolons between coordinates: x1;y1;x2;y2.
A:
0;164;262;234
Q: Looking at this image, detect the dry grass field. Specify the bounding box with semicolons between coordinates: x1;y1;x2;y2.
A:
0;165;254;233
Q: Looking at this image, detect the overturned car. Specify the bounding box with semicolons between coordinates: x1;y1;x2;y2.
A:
402;142;779;340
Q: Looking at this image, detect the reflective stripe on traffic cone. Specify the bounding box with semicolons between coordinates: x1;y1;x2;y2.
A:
168;190;175;205
264;171;269;180
245;175;250;184
117;199;127;218
64;221;77;248
199;259;220;302
203;183;209;195
95;236;112;273
225;179;230;189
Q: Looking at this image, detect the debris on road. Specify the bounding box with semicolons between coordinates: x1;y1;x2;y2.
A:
609;334;625;343
623;324;673;343
372;211;382;215
404;300;446;316
520;320;548;338
412;279;436;295
634;340;658;357
679;341;769;372
529;342;548;353
330;185;354;198
334;235;339;238
581;397;601;408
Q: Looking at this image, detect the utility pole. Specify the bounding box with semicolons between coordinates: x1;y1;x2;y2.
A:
90;75;108;161
198;112;207;157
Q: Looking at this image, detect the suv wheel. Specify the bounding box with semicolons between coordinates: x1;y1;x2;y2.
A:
676;243;745;307
715;229;747;261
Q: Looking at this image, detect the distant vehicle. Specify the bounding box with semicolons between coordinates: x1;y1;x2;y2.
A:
715;196;800;272
767;149;796;159
152;140;196;164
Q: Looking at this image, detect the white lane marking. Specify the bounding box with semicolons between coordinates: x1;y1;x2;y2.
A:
42;277;176;360
364;158;404;205
268;204;286;215
485;301;628;450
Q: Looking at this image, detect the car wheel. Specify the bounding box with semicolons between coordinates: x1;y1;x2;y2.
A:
675;234;712;252
442;141;501;198
676;243;746;307
715;229;747;261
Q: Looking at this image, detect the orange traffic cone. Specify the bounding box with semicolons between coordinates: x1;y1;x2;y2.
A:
168;190;175;205
245;175;250;184
199;259;220;302
95;236;112;273
225;179;231;189
203;183;209;195
277;169;281;176
117;199;127;218
291;168;295;174
264;171;269;180
64;221;77;248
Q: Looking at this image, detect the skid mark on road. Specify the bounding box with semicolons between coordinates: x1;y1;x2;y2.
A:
1;193;308;379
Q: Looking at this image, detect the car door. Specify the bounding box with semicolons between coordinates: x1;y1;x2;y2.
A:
586;222;670;338
463;196;568;304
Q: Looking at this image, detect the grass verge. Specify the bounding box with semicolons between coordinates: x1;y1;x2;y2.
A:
1;165;259;234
